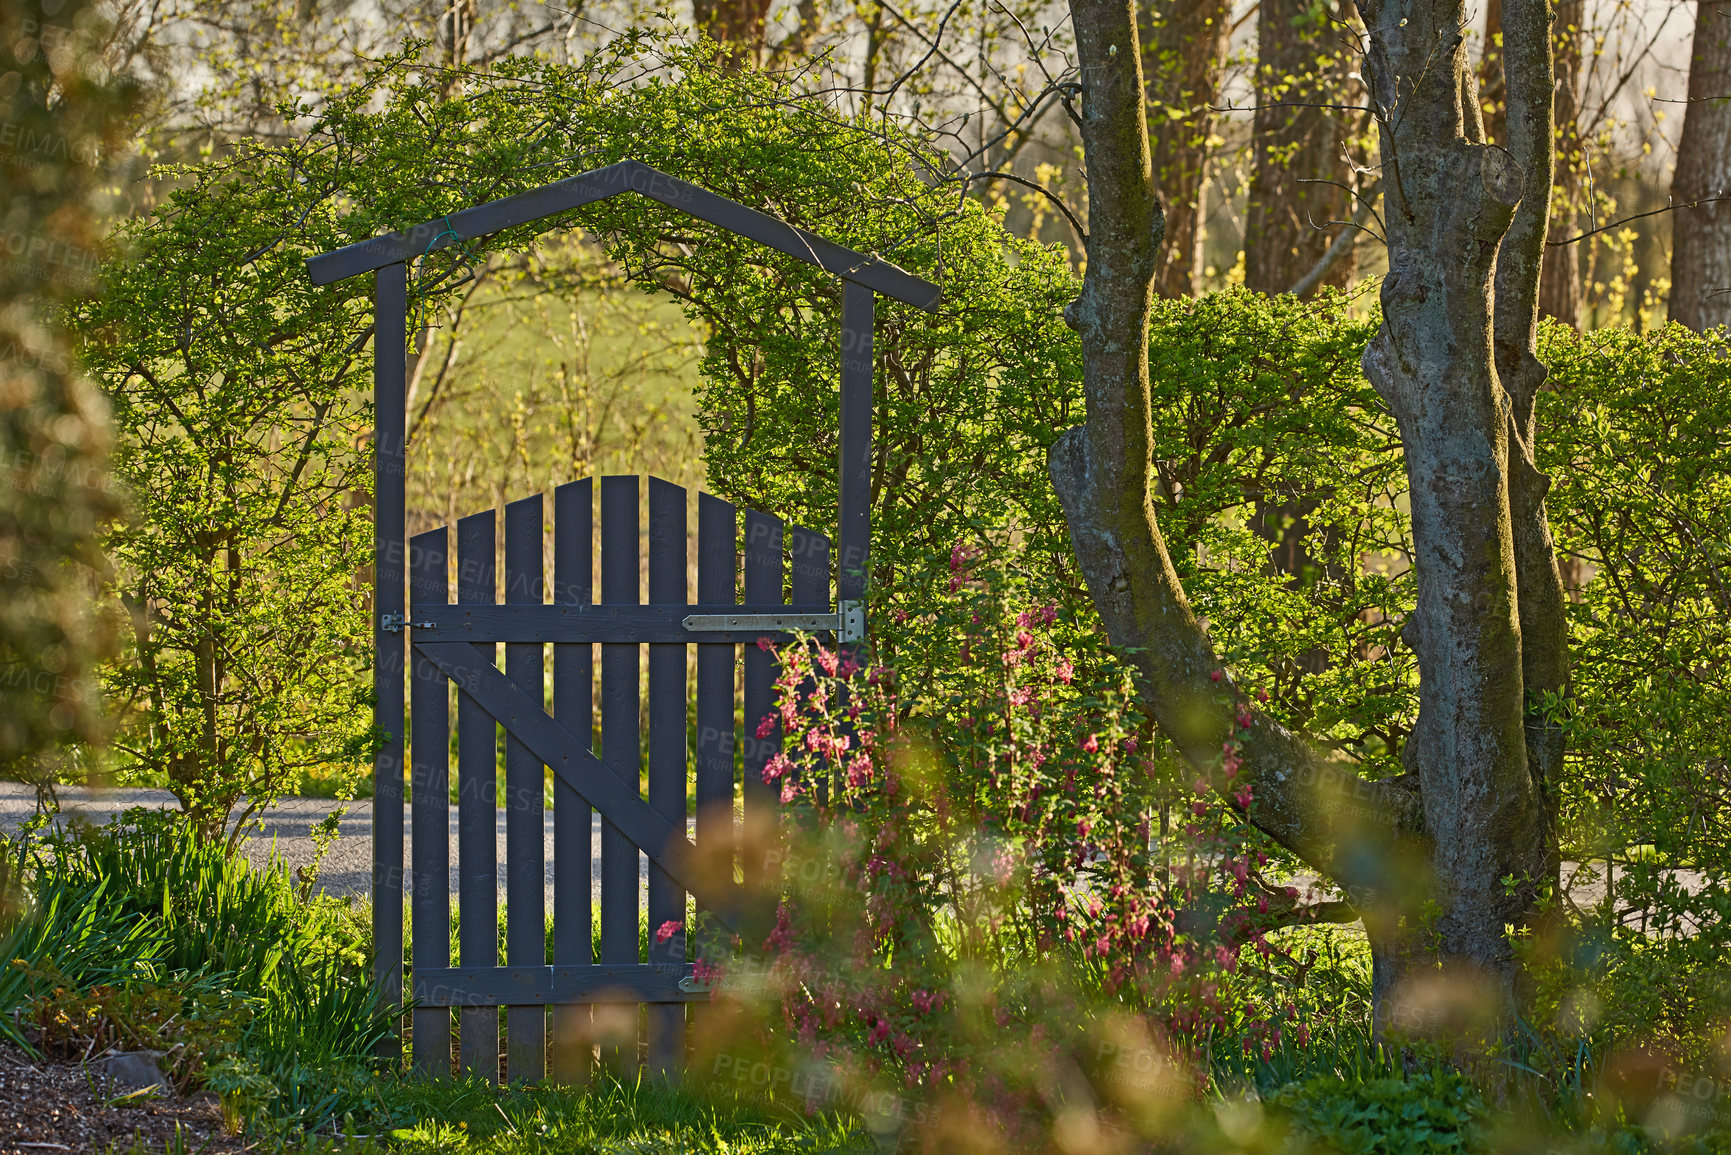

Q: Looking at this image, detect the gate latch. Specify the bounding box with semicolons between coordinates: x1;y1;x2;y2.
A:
379;613;436;634
682;600;865;644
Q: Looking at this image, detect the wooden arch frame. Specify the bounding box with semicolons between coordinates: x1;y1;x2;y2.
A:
305;159;942;1031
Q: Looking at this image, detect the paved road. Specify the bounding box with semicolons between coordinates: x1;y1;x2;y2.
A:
0;783;669;911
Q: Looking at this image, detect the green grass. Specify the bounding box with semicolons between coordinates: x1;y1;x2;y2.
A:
371;1072;874;1154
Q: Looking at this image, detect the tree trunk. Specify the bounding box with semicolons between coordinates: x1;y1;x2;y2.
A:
1139;0;1230;297
1056;0;1426;1008
1538;0;1584;327
1357;0;1555;1012
1670;0;1731;332
1058;0;1561;1035
693;0;776;68
1243;0;1357;295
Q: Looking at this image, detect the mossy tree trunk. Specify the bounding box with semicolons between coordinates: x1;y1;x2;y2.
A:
1055;0;1565;1034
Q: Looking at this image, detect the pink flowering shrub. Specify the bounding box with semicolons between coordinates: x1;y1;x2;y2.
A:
700;545;1341;1142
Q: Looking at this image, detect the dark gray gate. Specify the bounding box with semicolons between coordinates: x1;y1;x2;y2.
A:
303;161;940;1080
405;479;837;1082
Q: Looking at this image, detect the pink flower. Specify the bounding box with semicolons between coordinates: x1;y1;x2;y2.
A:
1055;659;1073;684
656;920;683;944
911;989;943;1013
1210;669;1222;683
1082;733;1099;753
756;714;776;740
1256;688;1270;703
781;778;801;803
756;636;776;653
1122;737;1138;753
762;752;793;783
846;754;873;789
816;646;838;676
1015;629;1033;650
1192;777;1210;796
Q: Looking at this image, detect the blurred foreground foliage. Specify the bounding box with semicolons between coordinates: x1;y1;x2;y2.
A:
0;0;135;785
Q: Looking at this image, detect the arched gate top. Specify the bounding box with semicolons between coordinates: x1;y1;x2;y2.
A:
306;158;942;311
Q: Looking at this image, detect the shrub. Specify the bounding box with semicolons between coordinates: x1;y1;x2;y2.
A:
695;549;1351;1146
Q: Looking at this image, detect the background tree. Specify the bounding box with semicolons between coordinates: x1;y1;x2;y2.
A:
1140;0;1229;297
0;0;133;791
1536;0;1584;327
1670;0;1731;332
1241;0;1360;296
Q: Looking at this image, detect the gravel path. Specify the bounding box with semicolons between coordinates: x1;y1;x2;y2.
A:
2;784;1708;929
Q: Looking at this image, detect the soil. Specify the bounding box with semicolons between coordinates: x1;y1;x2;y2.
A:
0;1044;244;1155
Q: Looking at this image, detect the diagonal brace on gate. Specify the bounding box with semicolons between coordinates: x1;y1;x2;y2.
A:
415;640;746;930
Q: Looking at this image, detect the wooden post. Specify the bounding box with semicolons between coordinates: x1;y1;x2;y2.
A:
373;261;408;1058
837;282;874;632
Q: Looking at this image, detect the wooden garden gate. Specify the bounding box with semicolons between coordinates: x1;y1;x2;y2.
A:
304;161;941;1081
404;479;844;1081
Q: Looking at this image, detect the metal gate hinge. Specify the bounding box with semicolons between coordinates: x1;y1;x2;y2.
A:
379;613;435;634
681;600;866;644
838;599;865;644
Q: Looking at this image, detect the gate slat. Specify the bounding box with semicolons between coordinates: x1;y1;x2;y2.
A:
693;494;735;1056
504;496;546;1082
646;478;688;1077
551;480;592;1085
409;528;451;1077
599;476;641;1073
787;526;831;616
741;511;783;891
456;511;498;1084
694;494;737;893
